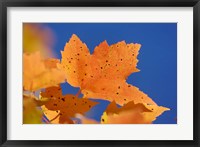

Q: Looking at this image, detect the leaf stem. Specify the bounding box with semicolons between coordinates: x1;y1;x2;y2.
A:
75;89;81;98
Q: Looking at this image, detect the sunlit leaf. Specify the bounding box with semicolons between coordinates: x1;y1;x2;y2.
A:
100;101;169;124
59;34;156;105
23;52;66;91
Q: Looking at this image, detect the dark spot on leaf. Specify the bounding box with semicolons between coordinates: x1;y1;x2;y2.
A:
69;61;71;63
102;118;105;122
124;99;126;101
61;98;65;102
118;86;120;89
54;104;57;106
116;92;119;95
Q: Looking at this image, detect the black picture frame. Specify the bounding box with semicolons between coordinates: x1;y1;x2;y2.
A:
0;0;199;146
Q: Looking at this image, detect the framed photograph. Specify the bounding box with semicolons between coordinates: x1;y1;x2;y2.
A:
0;0;199;146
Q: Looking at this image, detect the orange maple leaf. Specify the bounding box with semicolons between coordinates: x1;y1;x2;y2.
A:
40;85;98;124
101;101;151;124
100;101;169;124
59;34;156;106
76;101;169;124
23;52;66;91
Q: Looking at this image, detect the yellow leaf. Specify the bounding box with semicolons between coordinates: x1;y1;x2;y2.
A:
23;52;66;91
100;101;169;124
41;105;60;124
101;101;151;124
23;24;54;57
23;95;42;124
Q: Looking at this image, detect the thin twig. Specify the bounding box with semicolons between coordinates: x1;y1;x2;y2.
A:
75;89;81;98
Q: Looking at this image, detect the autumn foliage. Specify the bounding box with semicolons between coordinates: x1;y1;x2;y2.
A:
23;31;169;124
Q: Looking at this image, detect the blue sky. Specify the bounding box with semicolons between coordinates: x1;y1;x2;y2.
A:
43;23;177;124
